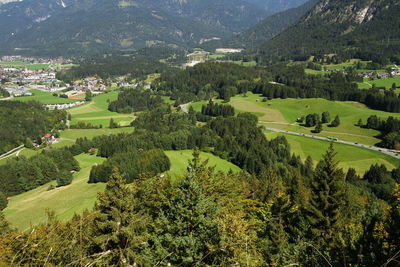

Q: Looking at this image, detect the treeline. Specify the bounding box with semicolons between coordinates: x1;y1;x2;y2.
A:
1;147;399;266
56;47;184;83
201;101;235;117
0;101;66;154
154;62;400;113
364;115;400;149
0;148;79;209
153;62;268;103
108;88;164;113
89;149;170;183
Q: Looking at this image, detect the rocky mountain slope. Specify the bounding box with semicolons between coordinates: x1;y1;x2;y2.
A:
257;0;400;60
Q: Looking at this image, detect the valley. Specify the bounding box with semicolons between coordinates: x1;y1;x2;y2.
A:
0;0;399;265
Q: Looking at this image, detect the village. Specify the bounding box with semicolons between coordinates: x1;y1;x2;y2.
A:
0;56;110;108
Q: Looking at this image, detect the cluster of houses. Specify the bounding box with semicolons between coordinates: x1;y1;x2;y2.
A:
72;78;107;91
0;55;71;65
359;67;400;79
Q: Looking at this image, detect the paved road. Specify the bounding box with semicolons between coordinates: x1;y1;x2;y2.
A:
265;127;400;160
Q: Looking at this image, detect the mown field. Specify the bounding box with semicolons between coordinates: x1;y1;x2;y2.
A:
358;77;400;89
265;131;399;174
12;89;79;104
229;93;400;146
4;150;241;230
69;90;135;127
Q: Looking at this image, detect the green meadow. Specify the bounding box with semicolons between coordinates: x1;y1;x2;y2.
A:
4;150;241;230
230;93;400;145
69;90;135;127
12;89;79;104
4;154;106;230
0;61;50;70
265;131;399;174
360;77;400;89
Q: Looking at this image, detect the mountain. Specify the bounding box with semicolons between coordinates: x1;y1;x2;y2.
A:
0;0;268;56
257;0;400;61
226;0;319;48
246;0;309;14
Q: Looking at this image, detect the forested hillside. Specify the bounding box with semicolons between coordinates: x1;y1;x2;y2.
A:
0;101;66;154
257;0;400;62
0;0;268;55
226;0;319;48
0;98;399;265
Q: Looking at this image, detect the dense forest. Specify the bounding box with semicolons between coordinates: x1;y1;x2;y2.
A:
0;101;66;154
108;88;164;113
56;47;184;82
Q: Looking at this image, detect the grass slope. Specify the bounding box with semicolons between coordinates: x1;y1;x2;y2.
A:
165;150;241;178
4;154;106;231
266;131;399;174
4;150;240;230
230;93;400;146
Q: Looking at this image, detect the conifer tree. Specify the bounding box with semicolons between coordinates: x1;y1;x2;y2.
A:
90;168;147;266
305;144;347;262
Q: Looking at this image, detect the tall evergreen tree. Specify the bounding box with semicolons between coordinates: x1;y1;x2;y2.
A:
90;168;147;266
305;144;347;263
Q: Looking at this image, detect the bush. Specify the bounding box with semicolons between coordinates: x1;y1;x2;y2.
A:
56;171;73;187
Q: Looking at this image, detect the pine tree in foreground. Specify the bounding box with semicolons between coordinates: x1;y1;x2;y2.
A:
305;143;347;263
90;168;148;266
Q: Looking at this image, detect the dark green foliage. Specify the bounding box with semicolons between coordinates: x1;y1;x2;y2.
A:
56;171;73;187
321;111;331;124
0;101;66;154
305;144;347;262
108;89;163;113
313;122;323;133
201;100;235;117
90;169;148;265
89;149;170;183
154;62;266;103
305;113;320;127
363;164;396;200
365;115;400;149
330;115;341;127
85;90;92;102
0;88;10;98
0;192;7;211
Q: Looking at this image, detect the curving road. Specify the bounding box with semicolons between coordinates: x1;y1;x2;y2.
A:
0;145;25;161
264;127;400;160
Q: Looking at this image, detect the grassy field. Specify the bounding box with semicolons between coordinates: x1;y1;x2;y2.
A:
4;150;240;230
265;131;399;174
165;150;241;177
229;93;400;146
4;154;106;231
0;128;134;164
12;89;79;104
359;77;400;89
0;61;50;70
69;91;134;127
